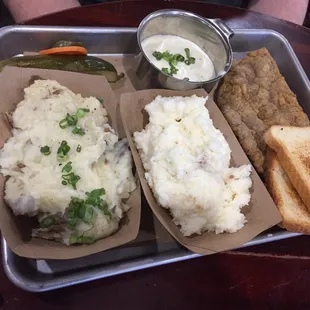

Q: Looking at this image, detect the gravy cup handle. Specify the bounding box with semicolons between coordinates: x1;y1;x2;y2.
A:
208;19;234;39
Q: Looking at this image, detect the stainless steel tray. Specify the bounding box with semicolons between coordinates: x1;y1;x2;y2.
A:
0;26;308;292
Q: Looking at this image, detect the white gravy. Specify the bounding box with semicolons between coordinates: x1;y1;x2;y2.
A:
141;34;215;82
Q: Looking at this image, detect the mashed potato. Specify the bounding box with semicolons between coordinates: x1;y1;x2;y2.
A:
0;80;136;245
134;95;252;236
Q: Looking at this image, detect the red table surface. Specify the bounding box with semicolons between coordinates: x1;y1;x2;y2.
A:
0;1;309;309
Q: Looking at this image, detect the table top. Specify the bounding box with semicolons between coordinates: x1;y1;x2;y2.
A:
1;1;310;309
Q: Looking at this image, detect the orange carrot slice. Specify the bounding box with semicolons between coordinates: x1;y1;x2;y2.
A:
39;46;87;56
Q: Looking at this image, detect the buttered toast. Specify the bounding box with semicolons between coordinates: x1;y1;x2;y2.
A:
266;149;310;233
264;125;310;212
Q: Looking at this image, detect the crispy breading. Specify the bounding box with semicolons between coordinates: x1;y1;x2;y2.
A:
217;48;309;175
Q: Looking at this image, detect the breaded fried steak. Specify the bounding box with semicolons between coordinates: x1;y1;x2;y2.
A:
217;48;309;175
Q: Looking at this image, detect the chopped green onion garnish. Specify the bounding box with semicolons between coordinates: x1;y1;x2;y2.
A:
170;54;185;66
162;65;178;76
59;108;89;133
162;67;170;75
170;64;178;75
40;145;51;155
85;188;105;207
61;161;79;189
76;144;82;152
67;218;77;229
57;140;70;159
65;189;109;236
185;57;195;65
98;201;112;218
152;51;163;60
66;114;77;126
59;118;69;129
87;188;105;197
62;161;72;173
76;108;90;120
62;172;80;190
155;49;195;76
62;172;78;181
185;48;190;59
68;174;80;190
62;173;73;181
184;48;195;65
66;197;84;228
77;205;95;224
84;188;110;217
175;54;185;62
78;236;95;244
72;125;85;136
77;204;86;220
59;113;77;128
154;50;186;76
152;50;174;62
162;51;173;62
68;198;84;217
69;235;95;245
40;215;56;228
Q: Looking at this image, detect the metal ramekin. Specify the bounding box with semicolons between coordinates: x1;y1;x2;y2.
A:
136;9;234;91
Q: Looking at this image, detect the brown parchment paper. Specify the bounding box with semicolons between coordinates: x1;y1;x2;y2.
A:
0;66;141;260
120;88;281;255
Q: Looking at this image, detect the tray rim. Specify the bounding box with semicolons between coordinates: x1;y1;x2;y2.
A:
0;25;307;292
2;231;302;292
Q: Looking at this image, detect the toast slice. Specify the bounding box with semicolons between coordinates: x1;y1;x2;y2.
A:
264;125;310;212
266;148;310;233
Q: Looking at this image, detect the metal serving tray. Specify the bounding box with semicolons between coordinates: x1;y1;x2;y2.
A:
0;26;308;292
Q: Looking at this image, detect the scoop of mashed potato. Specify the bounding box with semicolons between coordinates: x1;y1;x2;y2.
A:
0;80;136;245
134;95;252;236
